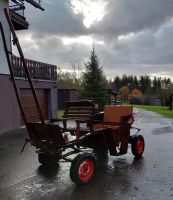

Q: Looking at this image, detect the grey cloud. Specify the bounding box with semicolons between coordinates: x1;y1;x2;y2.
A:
105;64;173;79
24;0;87;37
17;32;90;68
15;0;173;78
91;0;173;39
93;21;173;77
24;0;173;40
97;23;173;65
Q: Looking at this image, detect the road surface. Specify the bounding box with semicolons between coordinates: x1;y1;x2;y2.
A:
0;108;173;200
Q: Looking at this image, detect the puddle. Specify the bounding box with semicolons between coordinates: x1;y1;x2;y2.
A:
140;118;167;125
152;126;173;134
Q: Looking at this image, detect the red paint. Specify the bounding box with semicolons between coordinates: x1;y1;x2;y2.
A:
137;138;144;154
78;159;94;182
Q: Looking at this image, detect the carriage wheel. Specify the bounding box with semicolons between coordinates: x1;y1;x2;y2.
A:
38;152;60;165
70;153;96;185
131;135;145;158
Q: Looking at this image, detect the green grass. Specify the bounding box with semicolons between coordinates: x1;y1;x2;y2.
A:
57;110;64;118
134;105;173;119
57;105;173;119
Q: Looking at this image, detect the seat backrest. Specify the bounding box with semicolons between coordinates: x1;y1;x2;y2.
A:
104;105;133;123
63;100;98;120
27;123;65;150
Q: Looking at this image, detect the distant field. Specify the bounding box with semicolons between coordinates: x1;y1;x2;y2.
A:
134;105;173;119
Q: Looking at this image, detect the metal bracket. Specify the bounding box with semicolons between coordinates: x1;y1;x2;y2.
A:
21;137;30;153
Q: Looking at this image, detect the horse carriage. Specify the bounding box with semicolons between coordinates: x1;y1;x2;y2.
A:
0;8;145;185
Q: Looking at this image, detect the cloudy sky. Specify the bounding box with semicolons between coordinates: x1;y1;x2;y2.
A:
15;0;173;79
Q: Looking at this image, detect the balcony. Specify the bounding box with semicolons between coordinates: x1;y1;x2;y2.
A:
10;10;29;30
12;55;57;81
9;0;44;30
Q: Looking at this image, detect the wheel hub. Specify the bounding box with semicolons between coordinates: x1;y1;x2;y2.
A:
78;159;94;182
137;139;144;154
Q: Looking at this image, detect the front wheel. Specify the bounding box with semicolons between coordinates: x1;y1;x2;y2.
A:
70;153;96;185
131;135;145;158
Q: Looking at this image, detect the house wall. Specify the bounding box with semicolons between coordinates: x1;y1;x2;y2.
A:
57;89;69;109
0;74;57;134
57;89;77;109
0;0;11;75
16;78;58;119
69;90;77;102
0;1;58;134
0;75;19;133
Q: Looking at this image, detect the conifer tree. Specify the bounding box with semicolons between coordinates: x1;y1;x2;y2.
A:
78;48;107;108
114;75;121;90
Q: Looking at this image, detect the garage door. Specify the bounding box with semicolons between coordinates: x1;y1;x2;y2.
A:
20;89;48;124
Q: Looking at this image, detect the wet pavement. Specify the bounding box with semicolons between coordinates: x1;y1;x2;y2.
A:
0;108;173;200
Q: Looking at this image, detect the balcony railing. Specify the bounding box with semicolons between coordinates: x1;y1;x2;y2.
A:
12;55;57;81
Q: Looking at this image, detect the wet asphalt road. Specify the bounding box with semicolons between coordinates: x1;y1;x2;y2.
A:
0;108;173;200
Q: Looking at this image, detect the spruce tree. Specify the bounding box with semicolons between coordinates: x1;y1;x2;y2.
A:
114;75;121;90
78;48;107;108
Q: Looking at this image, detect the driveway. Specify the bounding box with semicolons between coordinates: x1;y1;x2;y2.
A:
0;108;173;200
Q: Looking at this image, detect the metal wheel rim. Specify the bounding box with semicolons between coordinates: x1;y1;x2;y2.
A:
137;138;144;154
78;159;94;182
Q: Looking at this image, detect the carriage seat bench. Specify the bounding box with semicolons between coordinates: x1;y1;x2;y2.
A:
50;100;98;138
92;105;134;153
93;105;134;130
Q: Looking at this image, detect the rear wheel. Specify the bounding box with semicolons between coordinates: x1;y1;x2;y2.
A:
131;135;145;158
70;153;96;185
38;152;60;165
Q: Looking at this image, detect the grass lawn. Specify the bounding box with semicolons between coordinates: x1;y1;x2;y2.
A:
57;106;173;119
57;110;64;118
134;105;173;119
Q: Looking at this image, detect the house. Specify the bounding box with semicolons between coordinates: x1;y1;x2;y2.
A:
57;89;77;109
0;0;57;134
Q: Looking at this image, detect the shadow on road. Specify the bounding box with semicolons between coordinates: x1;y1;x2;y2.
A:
68;156;145;200
37;164;59;180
